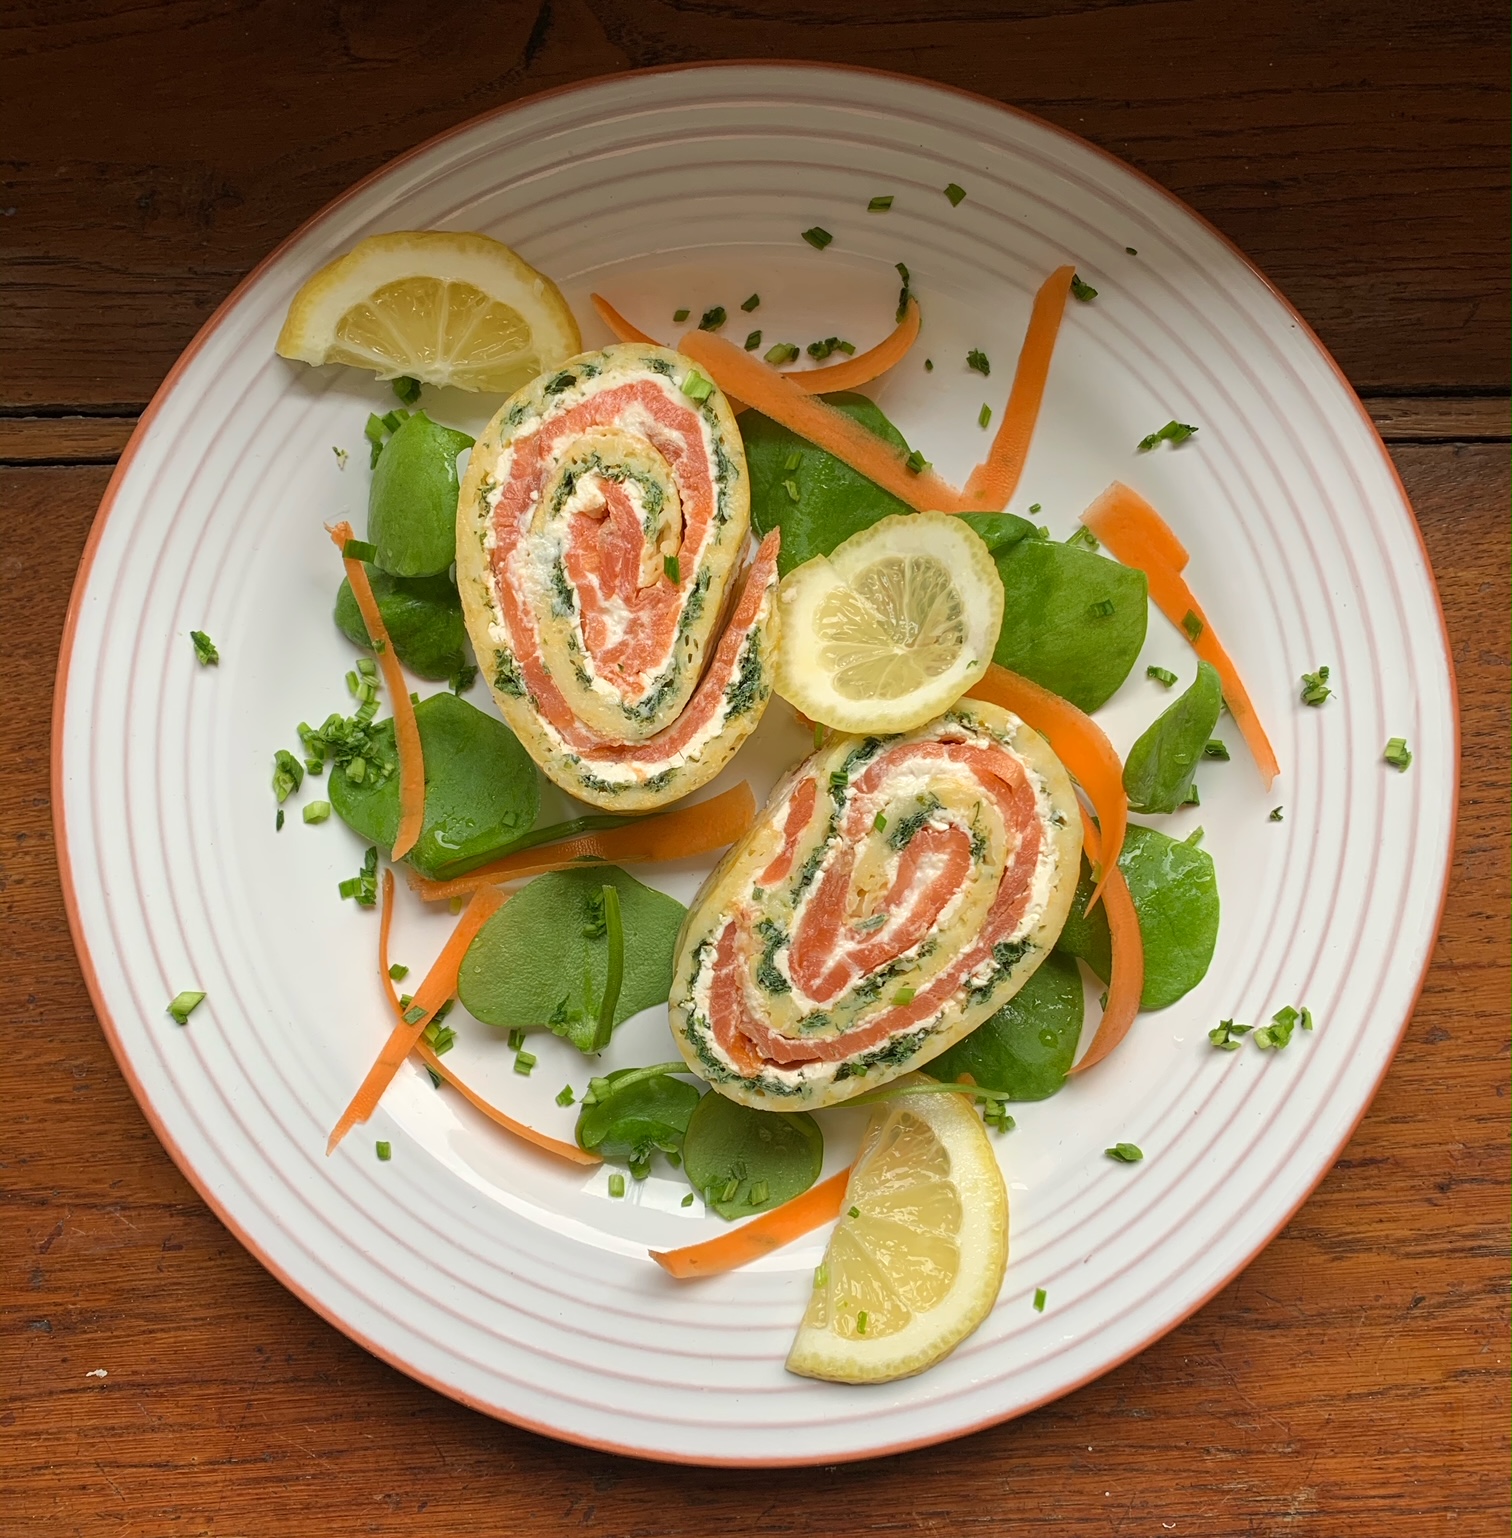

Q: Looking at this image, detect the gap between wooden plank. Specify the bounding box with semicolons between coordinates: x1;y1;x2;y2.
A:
0;398;1506;466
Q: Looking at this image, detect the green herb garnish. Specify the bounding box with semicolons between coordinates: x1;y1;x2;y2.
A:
1209;1018;1251;1051
514;1050;537;1075
873;811;887;833
764;341;800;366
1383;737;1412;770
892;986;916;1006
1202;739;1230;761
1033;1287;1047;1312
1070;274;1098;302
741;293;760;312
1105;1142;1143;1163
978;403;992;429
1088;598;1116;618
376;1140;392;1161
867;195;894;212
663;554;681;585
966;348;990;377
895;261;912;323
698;305;726;332
1138;420;1199;452
744;329;762;352
1066;525;1099;551
387;963;409;982
1126;246;1138;255
1146;665;1178;687
272;748;304;805
391;376;421;406
783;478;800;503
189;630;219;666
1181;610;1204;640
302;800;331;824
801;226;833;250
555;1085;575;1107
1269;806;1284;821
332;446;348;469
607;1172;626;1199
166;990;205;1025
338;846;379;907
904;449;930;475
1300;665;1332;706
673;307;690;323
1253;1005;1301;1051
681;371;714;403
944;182;967;206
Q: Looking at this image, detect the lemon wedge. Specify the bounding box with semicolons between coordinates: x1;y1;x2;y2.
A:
774;512;1004;733
787;1083;1008;1384
275;230;581;394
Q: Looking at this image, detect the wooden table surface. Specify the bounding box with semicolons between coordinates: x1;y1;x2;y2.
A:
3;3;1507;1532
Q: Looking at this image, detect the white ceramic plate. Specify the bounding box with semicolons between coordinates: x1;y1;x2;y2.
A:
56;64;1455;1465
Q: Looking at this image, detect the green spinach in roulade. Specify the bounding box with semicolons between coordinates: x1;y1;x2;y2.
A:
668;701;1083;1109
457;343;779;810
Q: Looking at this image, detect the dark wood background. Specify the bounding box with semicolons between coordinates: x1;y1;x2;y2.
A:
2;3;1507;1533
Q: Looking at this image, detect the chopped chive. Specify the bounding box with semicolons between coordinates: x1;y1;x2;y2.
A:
375;1140;392;1161
608;1173;626;1199
1033;1287;1047;1312
812;722;825;749
978;403;992;429
1300;665;1332;706
720;1177;740;1204
1254;1004;1302;1051
275;808;284;831
514;1050;537;1075
847;1206;861;1220
1202;739;1230;761
424;1064;442;1087
342;537;379;564
1138;419;1199;452
1183;782;1201;807
944;182;967;206
346;670;360;696
672;307;690;323
749;1180;770;1206
924;358;933;371
966;348;990;377
1209;1018;1251;1050
744;329;762;351
387;963;409;981
680;371;714;403
356;656;378;679
782;478;800;503
1146;665;1179;687
698;305;726;332
1184;825;1205;847
1105;1142;1143;1163
1181;610;1204;640
1070;274;1098;302
856;1310;869;1334
1384;737;1412;771
166;990;206;1025
1028;503;1042;514
1088;598;1116;618
332;446;348;469
892;986;916;1006
801;226;833;250
590;884;624;1052
507;1027;525;1050
272;748;303;804
1301;1006;1315;1031
664;553;681;585
894;260;912;322
764;341;801;366
867;194;894;212
403;1005;426;1025
681;1192;695;1207
1269;806;1284;821
391;376;421;406
740;293;760;312
1126;246;1138;255
189;630;219;666
302;799;331;824
555;1084;575;1107
784;451;801;472
904;449;930;475
874;811;887;833
1066;525;1099;551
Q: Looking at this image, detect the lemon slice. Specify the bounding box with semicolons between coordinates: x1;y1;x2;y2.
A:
786;1084;1008;1384
774;512;1004;733
275;230;581;394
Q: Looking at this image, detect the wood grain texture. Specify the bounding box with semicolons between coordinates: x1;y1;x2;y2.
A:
1;447;1506;1534
0;0;1507;409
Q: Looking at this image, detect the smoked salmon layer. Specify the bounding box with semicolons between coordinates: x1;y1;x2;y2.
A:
668;701;1084;1109
457;343;779;810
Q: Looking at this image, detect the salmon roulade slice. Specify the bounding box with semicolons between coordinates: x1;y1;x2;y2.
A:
457;343;779;810
668;701;1084;1110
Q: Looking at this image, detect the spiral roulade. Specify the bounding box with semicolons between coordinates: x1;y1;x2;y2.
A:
669;701;1083;1108
458;343;779;810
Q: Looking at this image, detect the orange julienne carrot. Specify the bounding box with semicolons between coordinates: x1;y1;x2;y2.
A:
967;663;1127;909
405;780;758;902
376;871;597;1166
1066;818;1145;1075
963;266;1075;511
650;1168;852;1279
329;520;425;861
326;881;504;1154
678;330;972;514
589;293;922;398
1080;482;1280;788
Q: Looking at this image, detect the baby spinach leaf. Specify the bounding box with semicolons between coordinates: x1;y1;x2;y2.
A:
575;1067;700;1166
329;691;539;878
1122;660;1223;813
989;539;1148;712
368;410;475;577
457;867;686;1052
681;1092;823;1219
334;566;467;680
926;951;1084;1101
1054;824;1220;1010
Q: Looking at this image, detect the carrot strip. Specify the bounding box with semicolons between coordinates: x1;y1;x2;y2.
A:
326;881;504;1153
967;663;1127;909
650;1168;851;1279
375;871;596;1165
589;294;921;397
1066;816;1144;1073
678;330;972;514
405;780;757;902
962;266;1075;510
329;520;425;860
1081;482;1280;787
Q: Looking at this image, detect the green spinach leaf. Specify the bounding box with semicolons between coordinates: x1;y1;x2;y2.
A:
1122;661;1223;813
575;1067;700;1168
926;951;1084;1100
458;867;686;1052
328;691;538;878
990;539;1148;712
1054;824;1220;1010
369;410;475;577
334;566;467;680
681;1092;823;1219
